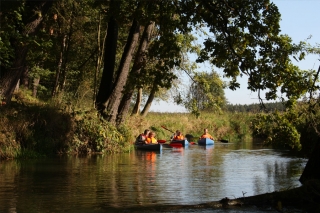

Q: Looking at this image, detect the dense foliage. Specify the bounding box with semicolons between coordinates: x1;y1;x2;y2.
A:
1;0;318;123
226;102;286;113
0;93;132;159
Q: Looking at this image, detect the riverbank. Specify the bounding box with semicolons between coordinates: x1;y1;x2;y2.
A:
0;101;133;159
0;99;254;159
2;89;318;159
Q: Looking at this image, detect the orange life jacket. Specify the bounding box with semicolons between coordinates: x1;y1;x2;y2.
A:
173;134;184;140
200;133;214;140
146;137;157;144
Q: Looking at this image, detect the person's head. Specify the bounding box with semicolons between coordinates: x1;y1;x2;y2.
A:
203;128;208;134
148;131;155;137
144;129;150;135
176;130;181;135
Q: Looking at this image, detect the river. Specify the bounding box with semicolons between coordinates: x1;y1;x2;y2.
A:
0;141;307;213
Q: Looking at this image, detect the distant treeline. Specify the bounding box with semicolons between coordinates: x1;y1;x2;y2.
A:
225;102;286;113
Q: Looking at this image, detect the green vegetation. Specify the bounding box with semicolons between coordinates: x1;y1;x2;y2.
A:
1;90;318;160
252;102;320;156
226;102;286;113
2;0;318;126
0;93;132;160
0;99;253;159
142;111;253;143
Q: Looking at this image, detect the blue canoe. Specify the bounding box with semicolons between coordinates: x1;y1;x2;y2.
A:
198;138;214;145
170;139;189;147
135;143;162;151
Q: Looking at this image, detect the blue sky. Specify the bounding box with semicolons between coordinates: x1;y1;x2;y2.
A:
150;0;320;112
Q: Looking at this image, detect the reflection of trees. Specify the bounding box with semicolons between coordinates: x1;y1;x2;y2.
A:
134;151;158;204
0;161;20;212
0;146;307;211
251;156;306;196
185;145;226;202
221;149;307;199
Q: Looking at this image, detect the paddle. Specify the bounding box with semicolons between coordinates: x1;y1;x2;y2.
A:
161;125;175;134
157;139;166;143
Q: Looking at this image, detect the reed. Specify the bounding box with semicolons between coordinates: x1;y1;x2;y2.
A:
131;111;254;142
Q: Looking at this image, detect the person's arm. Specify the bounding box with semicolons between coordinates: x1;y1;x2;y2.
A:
171;134;175;140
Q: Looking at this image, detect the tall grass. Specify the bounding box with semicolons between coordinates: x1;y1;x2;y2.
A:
127;111;254;142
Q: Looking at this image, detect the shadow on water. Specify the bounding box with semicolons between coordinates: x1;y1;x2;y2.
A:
0;141;308;213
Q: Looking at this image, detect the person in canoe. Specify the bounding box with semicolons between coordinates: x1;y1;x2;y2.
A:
172;130;184;140
135;129;150;145
146;131;158;144
199;128;214;140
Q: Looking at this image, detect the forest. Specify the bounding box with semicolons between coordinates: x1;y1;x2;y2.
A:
1;1;320;206
2;0;318;121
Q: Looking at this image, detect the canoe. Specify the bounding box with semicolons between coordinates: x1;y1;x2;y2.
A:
198;138;214;145
170;139;189;147
135;143;162;151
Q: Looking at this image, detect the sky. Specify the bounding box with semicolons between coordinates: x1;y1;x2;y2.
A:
150;0;320;112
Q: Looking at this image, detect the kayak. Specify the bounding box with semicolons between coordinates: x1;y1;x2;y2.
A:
198;138;214;145
170;139;189;147
135;143;162;151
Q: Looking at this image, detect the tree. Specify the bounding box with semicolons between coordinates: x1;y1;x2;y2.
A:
95;0;121;114
96;0;194;123
195;0;309;105
116;21;155;124
185;71;226;113
0;0;53;103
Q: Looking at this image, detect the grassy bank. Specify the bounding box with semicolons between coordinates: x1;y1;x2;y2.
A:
3;90;318;160
0;98;254;159
130;111;253;143
0;101;133;159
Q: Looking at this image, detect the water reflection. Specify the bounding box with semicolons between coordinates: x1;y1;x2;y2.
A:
0;142;307;212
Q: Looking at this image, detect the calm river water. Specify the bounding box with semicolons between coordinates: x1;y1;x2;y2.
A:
0;141;307;213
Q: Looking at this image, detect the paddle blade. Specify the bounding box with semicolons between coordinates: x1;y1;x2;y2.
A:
189;142;196;145
157;139;166;143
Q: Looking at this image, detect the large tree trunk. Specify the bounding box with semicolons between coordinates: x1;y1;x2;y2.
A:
131;88;143;115
299;141;320;184
0;1;53;104
95;16;119;114
105;19;141;123
0;46;27;103
116;21;154;125
141;84;157;117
